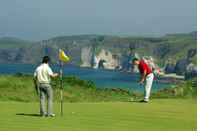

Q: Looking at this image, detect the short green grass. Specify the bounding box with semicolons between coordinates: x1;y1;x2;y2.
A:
0;75;197;130
0;99;196;131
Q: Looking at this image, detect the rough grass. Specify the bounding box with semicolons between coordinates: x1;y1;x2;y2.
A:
0;75;196;102
0;75;132;102
0;99;197;131
153;78;197;98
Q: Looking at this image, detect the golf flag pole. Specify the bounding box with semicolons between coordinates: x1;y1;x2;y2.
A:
60;61;64;116
58;49;70;116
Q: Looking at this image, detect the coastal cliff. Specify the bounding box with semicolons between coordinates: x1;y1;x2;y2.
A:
0;32;197;78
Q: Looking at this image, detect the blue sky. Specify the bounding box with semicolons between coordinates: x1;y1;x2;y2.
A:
0;0;197;40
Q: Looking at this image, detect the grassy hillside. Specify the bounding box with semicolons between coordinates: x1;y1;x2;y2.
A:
0;37;33;49
161;33;197;61
0;37;44;63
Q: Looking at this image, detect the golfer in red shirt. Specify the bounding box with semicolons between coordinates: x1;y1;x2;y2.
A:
132;58;154;103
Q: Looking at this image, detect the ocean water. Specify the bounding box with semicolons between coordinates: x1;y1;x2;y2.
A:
0;64;171;91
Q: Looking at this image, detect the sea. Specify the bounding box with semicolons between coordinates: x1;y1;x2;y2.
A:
0;64;172;92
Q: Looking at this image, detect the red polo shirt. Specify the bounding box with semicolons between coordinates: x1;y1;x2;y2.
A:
138;60;152;75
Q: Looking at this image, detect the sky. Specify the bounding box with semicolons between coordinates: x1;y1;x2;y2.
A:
0;0;197;40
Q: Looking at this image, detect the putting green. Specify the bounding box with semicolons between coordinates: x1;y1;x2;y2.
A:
0;99;196;131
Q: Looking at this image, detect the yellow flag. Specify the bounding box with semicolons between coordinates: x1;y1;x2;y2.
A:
59;49;70;63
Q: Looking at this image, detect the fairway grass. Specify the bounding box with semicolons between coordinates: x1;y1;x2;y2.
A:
0;99;196;131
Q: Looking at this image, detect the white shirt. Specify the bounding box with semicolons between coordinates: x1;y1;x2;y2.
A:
34;63;54;83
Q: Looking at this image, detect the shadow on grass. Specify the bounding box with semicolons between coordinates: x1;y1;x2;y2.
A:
129;100;144;103
16;113;41;117
128;98;149;103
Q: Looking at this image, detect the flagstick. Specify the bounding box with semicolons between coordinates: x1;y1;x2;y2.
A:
60;61;64;116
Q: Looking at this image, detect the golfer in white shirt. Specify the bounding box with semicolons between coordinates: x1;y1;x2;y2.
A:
34;56;58;117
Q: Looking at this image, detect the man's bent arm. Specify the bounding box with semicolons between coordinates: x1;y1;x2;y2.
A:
139;70;147;83
50;73;59;78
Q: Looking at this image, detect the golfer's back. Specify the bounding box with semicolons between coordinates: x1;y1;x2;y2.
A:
34;63;53;84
